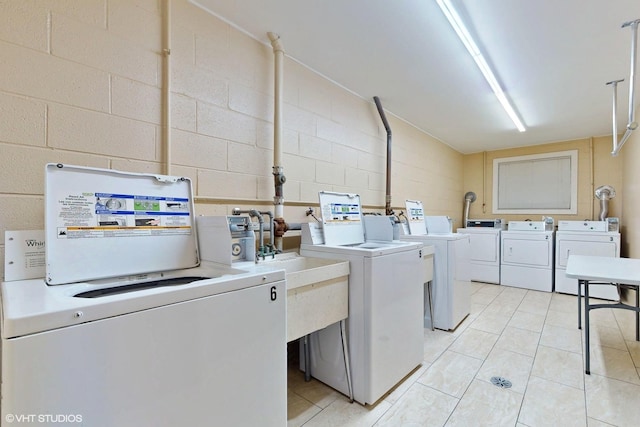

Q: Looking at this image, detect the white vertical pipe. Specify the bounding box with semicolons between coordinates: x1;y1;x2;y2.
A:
608;79;621;155
626;20;639;130
589;137;595;220
268;32;285;250
162;0;172;175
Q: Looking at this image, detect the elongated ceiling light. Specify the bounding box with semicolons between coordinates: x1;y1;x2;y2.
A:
436;0;526;132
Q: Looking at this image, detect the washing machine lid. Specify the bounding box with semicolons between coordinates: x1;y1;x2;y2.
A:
425;216;452;234
405;200;427;235
45;164;199;285
319;191;365;246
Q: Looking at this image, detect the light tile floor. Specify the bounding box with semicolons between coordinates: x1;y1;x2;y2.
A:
287;282;640;427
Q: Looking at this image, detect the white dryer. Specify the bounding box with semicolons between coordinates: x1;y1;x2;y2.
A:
457;219;505;284
299;192;424;405
555;220;620;300
501;220;555;292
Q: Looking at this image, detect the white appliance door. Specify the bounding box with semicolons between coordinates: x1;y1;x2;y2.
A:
502;235;552;267
2;281;286;427
469;232;499;263
555;234;620;299
500;232;554;292
556;239;618;268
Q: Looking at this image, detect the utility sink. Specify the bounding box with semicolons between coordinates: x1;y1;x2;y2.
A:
246;253;349;342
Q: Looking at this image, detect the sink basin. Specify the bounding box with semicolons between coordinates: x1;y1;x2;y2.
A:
244;253;350;342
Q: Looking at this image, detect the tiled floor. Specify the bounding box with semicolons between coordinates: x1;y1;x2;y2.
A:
287;282;640;426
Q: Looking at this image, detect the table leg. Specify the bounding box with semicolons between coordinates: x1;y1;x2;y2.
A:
585;280;591;375
578;280;582;330
304;334;311;382
636;285;639;342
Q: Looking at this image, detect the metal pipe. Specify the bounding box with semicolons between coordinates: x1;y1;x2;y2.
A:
610;19;640;156
589;137;595;220
162;0;172;174
623;19;639;131
608;79;623;154
268;32;286;250
373;96;393;215
259;210;275;250
232;208;264;255
251;209;264;252
599;198;609;221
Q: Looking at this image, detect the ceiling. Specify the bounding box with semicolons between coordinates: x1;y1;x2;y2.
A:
190;0;640;154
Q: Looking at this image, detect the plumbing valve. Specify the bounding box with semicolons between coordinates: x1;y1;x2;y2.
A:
273;217;288;238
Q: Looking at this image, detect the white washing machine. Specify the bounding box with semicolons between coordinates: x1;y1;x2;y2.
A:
457;219;505;284
555;220;620;300
1;164;287;426
401;202;471;331
501;220;555;292
299;192;424;405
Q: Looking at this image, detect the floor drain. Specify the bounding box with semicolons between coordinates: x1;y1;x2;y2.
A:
490;376;512;388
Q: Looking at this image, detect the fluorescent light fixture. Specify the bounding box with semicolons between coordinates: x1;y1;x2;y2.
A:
436;0;526;132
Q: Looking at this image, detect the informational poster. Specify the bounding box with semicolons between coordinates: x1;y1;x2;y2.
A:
318;192;365;245
321;202;361;224
405;200;427;235
54;191;191;239
4;230;46;281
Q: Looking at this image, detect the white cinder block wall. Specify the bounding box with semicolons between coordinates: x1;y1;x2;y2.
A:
0;0;463;279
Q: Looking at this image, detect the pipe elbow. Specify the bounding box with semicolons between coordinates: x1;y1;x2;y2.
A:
267;32;285;53
248;209;262;222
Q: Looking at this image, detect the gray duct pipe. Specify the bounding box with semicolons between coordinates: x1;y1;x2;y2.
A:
373;96;393;215
463;191;477;226
595;185;616;221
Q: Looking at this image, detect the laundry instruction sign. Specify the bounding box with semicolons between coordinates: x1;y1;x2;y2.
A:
44;164;199;285
54;191;191;239
323;202;361;224
4;230;46;281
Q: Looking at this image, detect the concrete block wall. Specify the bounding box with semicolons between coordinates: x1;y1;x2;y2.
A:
0;0;463;279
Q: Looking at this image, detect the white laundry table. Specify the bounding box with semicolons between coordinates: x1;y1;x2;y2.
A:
565;255;640;374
